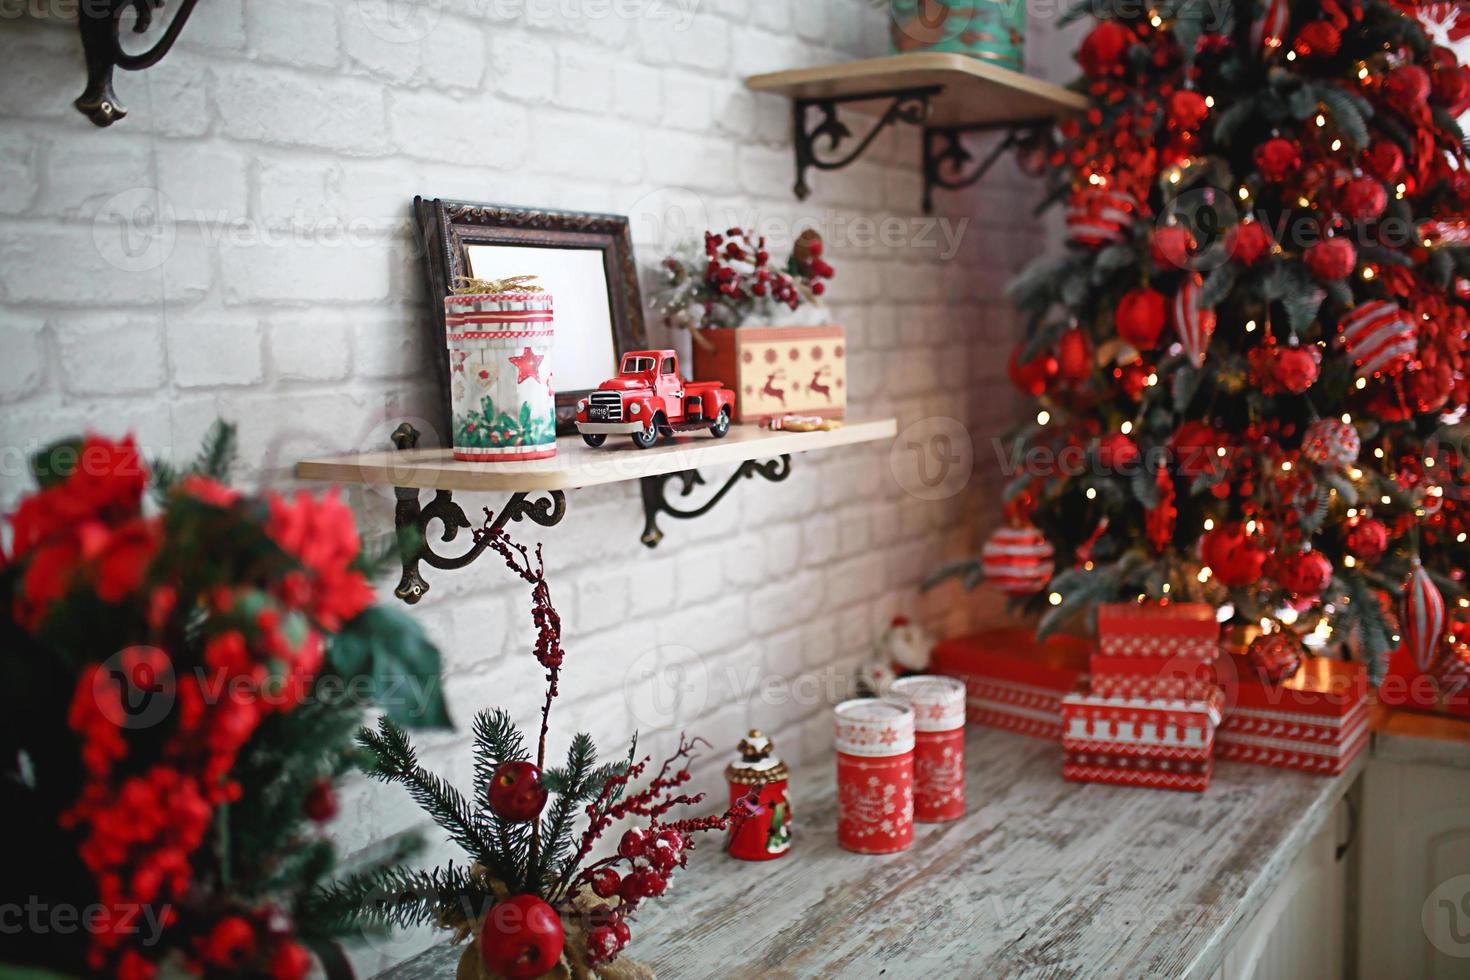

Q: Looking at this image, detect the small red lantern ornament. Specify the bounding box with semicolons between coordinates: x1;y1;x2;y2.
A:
1339;301;1417;379
1405;560;1447;672
1172;273;1216;368
724;730;792;862
981;524;1055;596
1247;630;1306;684
480;895;565;980
1301;418;1361;468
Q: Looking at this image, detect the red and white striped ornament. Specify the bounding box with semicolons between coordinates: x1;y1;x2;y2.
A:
1405;561;1446;673
982;524;1055;596
1301;417;1361;468
1435;643;1470;698
1338;301;1417;380
1171;273;1216;368
1250;0;1290;53
1066;188;1139;247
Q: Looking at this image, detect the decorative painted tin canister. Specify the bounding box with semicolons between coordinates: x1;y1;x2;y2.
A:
445;291;555;462
891;675;967;823
889;0;1026;72
725;730;792;861
834;699;915;854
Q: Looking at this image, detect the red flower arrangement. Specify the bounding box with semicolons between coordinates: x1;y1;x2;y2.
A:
2;425;448;979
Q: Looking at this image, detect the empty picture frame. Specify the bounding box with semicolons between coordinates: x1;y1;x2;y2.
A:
413;198;647;435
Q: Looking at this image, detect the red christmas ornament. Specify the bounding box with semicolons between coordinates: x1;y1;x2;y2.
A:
480;895;565;980
1250;0;1290;52
1201;522;1268;588
1066;187;1138;246
1151;225;1196;270
487;761;549;823
1078;20;1132;79
1145;464;1178;554
1097;432;1140;471
1171;420;1227;478
269;942;313;980
724;730;792;862
1341;176;1388;222
1008;346;1058;397
1117;361;1153;401
1056;328;1093;385
1304;237;1356;281
1363;141;1405;183
1433;63;1470;115
1116;287;1167;349
1301;417;1361;468
1228;220;1273;266
1294;21;1341;57
1385;64;1433;115
981;524;1055;596
1344;516;1390;564
1273;344;1321;394
1167;90;1210;131
1256;138;1303;182
1172;273;1216;368
303;780;339;823
1247;631;1306;684
1273;549;1333;598
1339;300;1417;378
1405;561;1447;672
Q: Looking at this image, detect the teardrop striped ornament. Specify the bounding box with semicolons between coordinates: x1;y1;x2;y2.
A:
1250;0;1290;52
1338;301;1417;379
981;525;1056;596
1171;273;1216;369
1405;561;1446;673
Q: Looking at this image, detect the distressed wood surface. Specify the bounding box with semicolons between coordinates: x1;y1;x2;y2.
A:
382;728;1360;980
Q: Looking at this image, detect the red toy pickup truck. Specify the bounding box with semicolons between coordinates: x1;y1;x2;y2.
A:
575;350;735;449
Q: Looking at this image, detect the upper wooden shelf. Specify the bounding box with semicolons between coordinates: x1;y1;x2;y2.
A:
746;52;1087;129
295;418;897;494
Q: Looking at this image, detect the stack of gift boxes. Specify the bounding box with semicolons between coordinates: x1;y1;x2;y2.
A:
931;602;1370;792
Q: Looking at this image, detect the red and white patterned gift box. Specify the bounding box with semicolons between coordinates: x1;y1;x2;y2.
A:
930;630;1090;742
1061;688;1223;792
1217;655;1370;775
1095;601;1220;659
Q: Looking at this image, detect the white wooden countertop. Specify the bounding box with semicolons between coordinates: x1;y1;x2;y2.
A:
381;727;1361;979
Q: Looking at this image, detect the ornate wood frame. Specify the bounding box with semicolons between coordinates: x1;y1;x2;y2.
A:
412;197;647;437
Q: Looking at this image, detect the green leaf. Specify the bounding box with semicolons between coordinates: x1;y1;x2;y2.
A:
519;401;532;429
28;437;85;489
330;607;451;729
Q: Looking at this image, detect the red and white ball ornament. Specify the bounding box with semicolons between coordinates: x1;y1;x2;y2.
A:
982;524;1056;596
1301;417;1361;468
1172;273;1216;368
1066;187;1139;247
1339;300;1417;379
1247;630;1306;684
1405;560;1447;672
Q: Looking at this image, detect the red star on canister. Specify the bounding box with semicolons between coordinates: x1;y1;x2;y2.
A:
508;346;544;384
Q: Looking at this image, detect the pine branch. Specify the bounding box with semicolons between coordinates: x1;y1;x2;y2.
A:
531;733;598;891
357;718;494;861
305;862;491;934
471;710;533;889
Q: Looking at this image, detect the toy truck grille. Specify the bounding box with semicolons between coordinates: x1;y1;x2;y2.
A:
588;391;623;422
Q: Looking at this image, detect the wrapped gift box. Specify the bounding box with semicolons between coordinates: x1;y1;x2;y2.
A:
1375;644;1470;721
1217;655;1371;775
693;325;846;424
1061;689;1223;792
1088;653;1219;701
930;630;1090;741
1095;601;1219;658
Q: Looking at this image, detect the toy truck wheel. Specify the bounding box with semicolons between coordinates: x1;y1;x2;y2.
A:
581;433;607;448
709;407;730;439
630;422;658;450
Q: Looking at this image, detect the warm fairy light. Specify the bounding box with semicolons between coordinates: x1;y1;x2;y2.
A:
1217;447;1228;457
1238;186;1250;200
1169;170;1181;184
1358;65;1370;79
1147;373;1159;386
1205;96;1215;108
1282;460;1293;472
1084;561;1095;570
1381;495;1392;505
1315;114;1327;128
1204;518;1216;531
1198;567;1212;583
1246;319;1257;332
1460;532;1468;544
1150;12;1163;26
1162;583;1172;595
1391;633;1402;644
1342;413;1353;424
1049;592;1063;606
1461;597;1470;608
1331;139;1342;151
1344;555;1358;568
1429;485;1444;498
1089;173;1104;185
1349;468;1363;480
1287;50;1297;61
1356;377;1368;390
1121;420;1134;434
1374;447;1385;458
1362;266;1376;280
1347;508;1359;517
1246;520;1258;534
1279;606;1299;625
1426;457;1437;468
1037;410;1050;425
1425;238;1435;247
1086;487;1098;500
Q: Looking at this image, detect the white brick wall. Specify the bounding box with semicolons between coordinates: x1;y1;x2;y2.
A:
0;1;1081;974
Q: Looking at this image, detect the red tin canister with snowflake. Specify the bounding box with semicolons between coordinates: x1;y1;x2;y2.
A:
834;698;914;854
724;730;792;862
444;289;556;462
891;675;966;823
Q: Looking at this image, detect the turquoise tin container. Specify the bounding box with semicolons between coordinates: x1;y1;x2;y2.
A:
889;0;1026;72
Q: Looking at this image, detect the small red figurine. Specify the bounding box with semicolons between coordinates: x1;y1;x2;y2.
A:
724;730;792;861
575;350;735;449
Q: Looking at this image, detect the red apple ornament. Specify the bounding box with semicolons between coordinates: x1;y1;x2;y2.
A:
480;895;565;980
488;761;549;823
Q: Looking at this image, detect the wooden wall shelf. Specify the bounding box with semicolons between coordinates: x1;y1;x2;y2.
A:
296;418;896;602
746;53;1086;212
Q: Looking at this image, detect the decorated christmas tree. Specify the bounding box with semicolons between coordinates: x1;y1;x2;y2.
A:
953;0;1470;684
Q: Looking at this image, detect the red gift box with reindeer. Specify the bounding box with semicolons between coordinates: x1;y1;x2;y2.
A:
1216;654;1371;775
1061;688;1223;792
694;325;846;424
1091;601;1221;700
930;629;1091;742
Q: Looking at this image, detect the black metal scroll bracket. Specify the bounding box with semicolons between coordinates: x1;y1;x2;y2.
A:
75;0;202;127
640;455;793;549
921;118;1051;214
389;423;567;604
793;88;938;200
